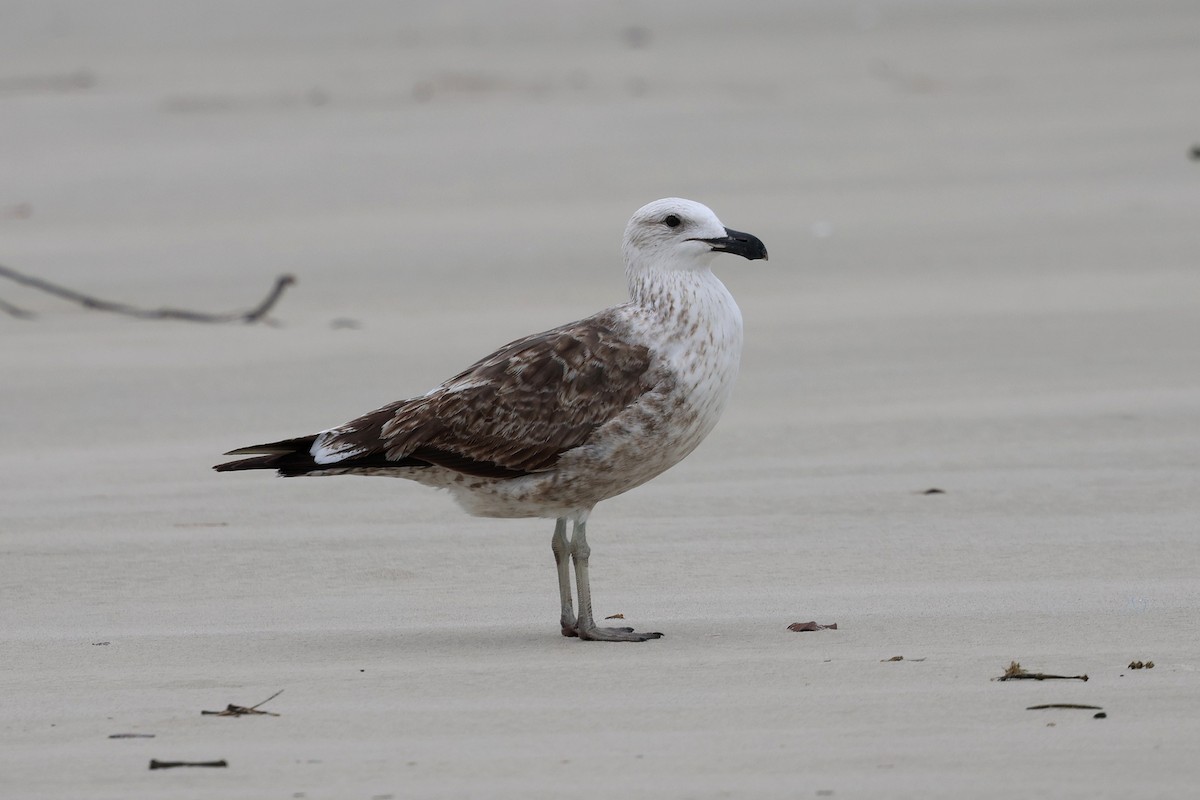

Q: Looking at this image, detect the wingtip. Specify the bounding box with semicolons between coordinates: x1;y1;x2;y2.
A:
221;438;311;457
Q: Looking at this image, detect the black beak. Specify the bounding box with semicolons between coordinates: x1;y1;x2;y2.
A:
695;227;769;261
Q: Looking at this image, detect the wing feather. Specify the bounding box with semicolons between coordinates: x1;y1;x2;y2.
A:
315;311;653;476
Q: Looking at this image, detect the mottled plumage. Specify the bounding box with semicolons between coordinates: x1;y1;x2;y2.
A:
216;198;767;641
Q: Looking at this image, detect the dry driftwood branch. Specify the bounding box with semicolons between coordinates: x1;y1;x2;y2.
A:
0;262;295;323
201;689;283;717
149;759;227;770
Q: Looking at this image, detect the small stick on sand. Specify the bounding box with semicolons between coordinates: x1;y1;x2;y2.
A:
0;262;295;323
201;689;284;717
1027;704;1103;710
149;759;227;770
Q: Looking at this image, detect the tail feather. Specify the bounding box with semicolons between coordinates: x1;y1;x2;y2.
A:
215;435;518;478
213;435;320;475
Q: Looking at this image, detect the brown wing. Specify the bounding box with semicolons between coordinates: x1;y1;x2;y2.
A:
315;312;654;477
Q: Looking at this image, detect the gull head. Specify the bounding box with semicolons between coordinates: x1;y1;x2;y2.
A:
622;198;768;273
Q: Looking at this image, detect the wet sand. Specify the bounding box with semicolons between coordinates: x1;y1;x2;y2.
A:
3;1;1199;797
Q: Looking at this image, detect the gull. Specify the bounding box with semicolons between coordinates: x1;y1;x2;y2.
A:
215;198;767;642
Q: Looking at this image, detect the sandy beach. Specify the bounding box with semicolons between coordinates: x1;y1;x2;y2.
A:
3;1;1199;797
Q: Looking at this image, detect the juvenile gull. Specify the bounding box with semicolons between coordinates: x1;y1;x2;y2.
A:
215;198;767;642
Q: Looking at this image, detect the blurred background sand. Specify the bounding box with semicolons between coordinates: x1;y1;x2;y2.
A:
2;1;1199;797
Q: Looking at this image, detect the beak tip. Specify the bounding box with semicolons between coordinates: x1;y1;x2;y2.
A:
711;227;768;262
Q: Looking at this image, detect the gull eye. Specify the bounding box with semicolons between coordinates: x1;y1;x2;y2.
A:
663;214;681;228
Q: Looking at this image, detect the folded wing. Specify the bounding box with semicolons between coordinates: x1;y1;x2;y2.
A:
215;313;654;479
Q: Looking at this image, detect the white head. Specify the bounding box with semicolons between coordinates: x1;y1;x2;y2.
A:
622;198;768;275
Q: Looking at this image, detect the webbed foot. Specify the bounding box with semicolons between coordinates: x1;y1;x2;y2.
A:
574;622;663;642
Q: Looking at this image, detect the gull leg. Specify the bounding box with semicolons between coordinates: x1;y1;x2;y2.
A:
551;518;578;637
570;519;663;642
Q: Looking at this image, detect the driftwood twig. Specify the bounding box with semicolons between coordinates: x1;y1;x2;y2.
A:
201;689;283;717
149;759;227;770
0;262;295;323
